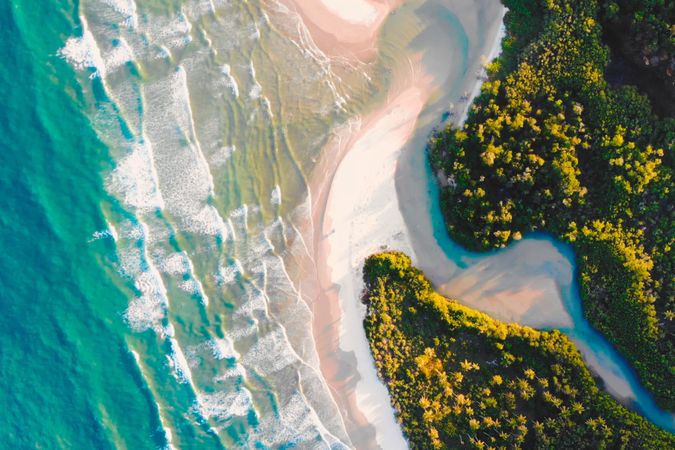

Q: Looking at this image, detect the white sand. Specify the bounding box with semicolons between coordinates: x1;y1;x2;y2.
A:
317;3;514;448
301;0;607;447
319;0;381;25
308;0;675;442
322;85;428;450
277;0;398;60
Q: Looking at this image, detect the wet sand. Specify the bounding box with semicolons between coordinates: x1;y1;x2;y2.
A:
317;68;432;450
274;0;402;61
298;1;509;448
284;0;675;443
270;0;633;447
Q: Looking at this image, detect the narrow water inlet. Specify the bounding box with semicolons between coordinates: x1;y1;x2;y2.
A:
421;141;675;433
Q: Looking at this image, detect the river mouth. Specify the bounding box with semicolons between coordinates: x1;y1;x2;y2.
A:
392;80;675;433
393;54;675;435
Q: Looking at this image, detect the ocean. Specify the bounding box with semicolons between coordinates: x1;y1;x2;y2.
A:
0;1;168;447
0;0;391;447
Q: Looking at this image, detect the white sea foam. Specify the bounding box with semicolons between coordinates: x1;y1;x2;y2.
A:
229;321;258;340
249;227;275;258
108;140;165;212
103;0;138;28
186;255;210;306
67;0;373;446
226;218;238;241
117;220;171;333
105;38;134;72
168;336;195;386
179;279;199;294
270;185;282;206
250;22;261;40
58;19;106;78
241;329;296;376
172;66;216;196
229;204;249;232
210;337;240;360
185;205;229;238
155;46;172;60
253;392;347;449
59;16;135;79
249;83;262;100
88;228;116;242
116;244;142;279
119;220;144;240
126;255;170;327
210;145;236;167
125;278;167;332
184;0;219;19
160;252;188;276
130;64;232;239
213;364;247;382
150;12;193;51
236;285;269;318
195;388;253;422
216;260;243;285
156;250;210;305
263;96;274;118
130;350;177;450
221;64;240;98
262;218;286;256
248;62;264;100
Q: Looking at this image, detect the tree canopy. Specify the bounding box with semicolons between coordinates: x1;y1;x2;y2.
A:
430;0;674;408
362;252;675;449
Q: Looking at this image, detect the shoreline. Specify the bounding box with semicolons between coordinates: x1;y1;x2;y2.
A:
317;73;432;450
274;0;402;61
294;0;674;444
299;62;433;449
301;1;509;448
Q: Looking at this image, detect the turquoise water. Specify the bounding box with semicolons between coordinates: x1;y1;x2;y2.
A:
424;145;675;433
1;0;393;447
1;0;672;448
0;1;168;448
1;0;352;447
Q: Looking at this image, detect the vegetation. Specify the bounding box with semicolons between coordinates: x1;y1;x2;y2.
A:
429;0;674;408
599;0;674;115
362;252;675;449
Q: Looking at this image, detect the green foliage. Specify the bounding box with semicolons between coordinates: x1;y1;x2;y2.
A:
430;0;674;408
600;0;675;61
363;253;675;449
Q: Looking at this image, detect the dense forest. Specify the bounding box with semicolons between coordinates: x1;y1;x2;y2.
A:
429;0;674;408
362;252;675;449
600;0;674;115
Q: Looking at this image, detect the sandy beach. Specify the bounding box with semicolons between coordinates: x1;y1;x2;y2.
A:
282;0;675;446
274;0;402;61
49;0;673;446
295;1;510;448
316;69;432;450
270;0;672;446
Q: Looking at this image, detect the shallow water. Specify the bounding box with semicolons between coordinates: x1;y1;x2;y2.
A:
2;0;490;447
52;0;382;447
422;131;675;433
